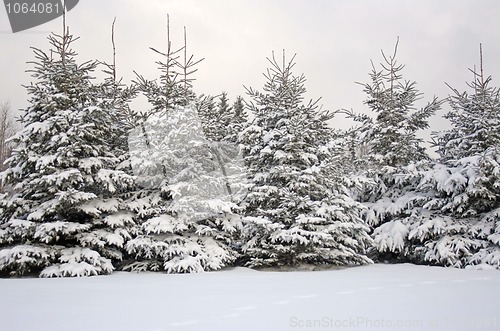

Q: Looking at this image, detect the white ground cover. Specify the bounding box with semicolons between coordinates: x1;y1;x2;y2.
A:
1;263;499;331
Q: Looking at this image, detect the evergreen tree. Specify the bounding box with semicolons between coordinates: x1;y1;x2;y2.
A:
369;150;499;269
232;96;247;123
125;105;242;273
123;20;241;273
0;29;136;277
433;58;499;162
198;92;232;142
239;52;372;268
97;19;142;270
422;51;500;269
99;19;139;161
229;95;249;144
368;48;500;269
196;91;249;218
197;93;249;144
342;40;441;263
345;38;440;169
218;92;231;115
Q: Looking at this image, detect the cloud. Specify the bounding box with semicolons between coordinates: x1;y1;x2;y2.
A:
1;0;500;143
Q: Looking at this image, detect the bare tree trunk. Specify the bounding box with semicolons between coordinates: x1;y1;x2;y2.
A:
0;101;15;191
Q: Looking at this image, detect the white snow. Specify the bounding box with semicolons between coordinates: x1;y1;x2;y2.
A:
1;264;498;331
373;220;409;252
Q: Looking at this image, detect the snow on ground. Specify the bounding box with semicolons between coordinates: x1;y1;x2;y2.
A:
1;264;499;331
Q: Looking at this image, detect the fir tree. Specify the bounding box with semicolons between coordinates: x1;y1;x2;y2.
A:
433;48;499;162
239;52;372;268
342;40;441;263
0;101;16;175
232;96;247;123
100;18;139;160
0;28;136;277
196;91;249;219
229;95;249;144
367;47;500;269
123;18;241;273
198;92;232;142
421;47;500;268
345;39;440;169
126;105;242;273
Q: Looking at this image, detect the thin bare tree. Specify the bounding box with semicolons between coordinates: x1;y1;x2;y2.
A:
0;101;16;192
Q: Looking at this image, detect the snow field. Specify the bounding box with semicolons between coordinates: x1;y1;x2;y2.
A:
1;264;499;331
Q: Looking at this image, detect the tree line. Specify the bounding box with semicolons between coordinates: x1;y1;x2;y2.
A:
0;19;498;277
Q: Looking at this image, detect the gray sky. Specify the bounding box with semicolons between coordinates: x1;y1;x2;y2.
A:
1;0;500;148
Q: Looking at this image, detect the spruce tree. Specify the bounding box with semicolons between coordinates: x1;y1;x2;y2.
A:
346;38;440;169
433;56;499;162
228;95;249;144
0;28;136;277
420;49;500;269
342;40;441;263
123;20;241;273
239;52;372;268
196;92;249;206
368;47;500;269
198;92;232;142
100;19;139;161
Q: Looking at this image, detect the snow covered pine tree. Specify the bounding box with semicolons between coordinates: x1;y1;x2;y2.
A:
342;39;441;263
124;21;242;273
418;48;500;269
230;95;249;144
0;29;136;277
351;43;499;270
239;52;372;268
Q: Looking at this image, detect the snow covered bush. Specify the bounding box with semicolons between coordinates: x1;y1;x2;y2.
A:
0;30;138;277
239;53;372;268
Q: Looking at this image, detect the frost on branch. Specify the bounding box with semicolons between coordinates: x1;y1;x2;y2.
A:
0;245;53;277
40;247;113;277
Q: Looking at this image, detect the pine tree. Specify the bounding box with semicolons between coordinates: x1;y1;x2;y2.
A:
123;18;241;273
239;52;372;268
198;92;232;142
196;93;249;207
232;96;247;123
229;95;249;144
97;18;142;271
341;40;442;263
433;50;499;162
368;47;500;269
420;47;500;269
0;28;136;277
345;38;440;169
126;105;242;273
100;18;139;161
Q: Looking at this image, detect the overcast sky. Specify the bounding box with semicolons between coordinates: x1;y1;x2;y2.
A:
1;0;500;147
